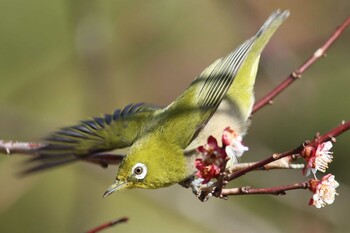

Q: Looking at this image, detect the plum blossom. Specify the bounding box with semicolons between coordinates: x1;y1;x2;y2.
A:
302;141;333;177
309;174;339;208
222;127;249;166
194;159;220;184
195;136;226;184
195;127;248;184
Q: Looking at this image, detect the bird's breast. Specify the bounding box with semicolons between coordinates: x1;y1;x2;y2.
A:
186;97;250;151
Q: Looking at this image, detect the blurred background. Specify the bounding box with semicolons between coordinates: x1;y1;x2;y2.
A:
0;1;349;232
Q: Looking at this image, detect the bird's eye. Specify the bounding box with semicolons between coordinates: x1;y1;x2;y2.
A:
134;166;143;175
132;163;147;180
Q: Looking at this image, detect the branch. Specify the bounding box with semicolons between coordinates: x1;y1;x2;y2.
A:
310;120;350;147
213;157;230;197
252;15;350;114
221;181;309;196
226;120;350;182
212;155;305;197
229;155;304;173
0;140;43;155
85;217;128;233
226;144;304;182
0;140;124;168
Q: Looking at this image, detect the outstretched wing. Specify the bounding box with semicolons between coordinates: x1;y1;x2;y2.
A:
161;10;289;149
160;38;255;148
23;103;160;173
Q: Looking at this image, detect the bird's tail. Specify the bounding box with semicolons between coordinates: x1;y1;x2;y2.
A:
227;10;290;122
253;9;290;54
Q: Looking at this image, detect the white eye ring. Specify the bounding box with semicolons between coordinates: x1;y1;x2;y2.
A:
132;163;147;180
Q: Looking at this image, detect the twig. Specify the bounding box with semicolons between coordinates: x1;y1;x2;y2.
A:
226;120;350;182
229;156;304;172
85;217;128;233
0;140;44;155
310;120;350;147
221;181;309;196
252;15;350;114
226;144;304;182
213;157;230;198
0;140;124;167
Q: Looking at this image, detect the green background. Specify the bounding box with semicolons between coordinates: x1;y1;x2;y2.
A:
0;1;349;232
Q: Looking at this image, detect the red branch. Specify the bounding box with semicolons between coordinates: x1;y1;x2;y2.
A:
221;181;309;196
226;120;350;182
252;15;350;114
311;120;350;147
85;217;128;233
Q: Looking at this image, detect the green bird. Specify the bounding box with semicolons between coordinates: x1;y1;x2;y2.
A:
25;10;289;196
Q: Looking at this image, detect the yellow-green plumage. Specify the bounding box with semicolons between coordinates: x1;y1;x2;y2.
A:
103;10;290;195
24;103;161;173
26;10;289;195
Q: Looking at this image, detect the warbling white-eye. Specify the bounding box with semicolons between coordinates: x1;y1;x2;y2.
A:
25;10;290;197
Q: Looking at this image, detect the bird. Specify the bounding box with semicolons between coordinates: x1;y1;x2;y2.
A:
24;10;290;197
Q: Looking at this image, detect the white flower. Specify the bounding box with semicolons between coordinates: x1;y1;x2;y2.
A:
222;127;248;166
314;141;333;173
303;141;333;177
309;174;339;208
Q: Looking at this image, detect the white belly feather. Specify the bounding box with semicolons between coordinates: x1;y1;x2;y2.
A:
185;98;250;153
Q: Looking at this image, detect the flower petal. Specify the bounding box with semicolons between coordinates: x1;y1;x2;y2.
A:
309;174;339;208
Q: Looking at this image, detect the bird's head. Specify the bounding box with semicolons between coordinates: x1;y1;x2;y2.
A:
103;137;188;197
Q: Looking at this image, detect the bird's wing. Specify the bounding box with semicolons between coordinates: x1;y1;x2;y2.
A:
23;103;160;173
162;10;289;149
161;38;255;148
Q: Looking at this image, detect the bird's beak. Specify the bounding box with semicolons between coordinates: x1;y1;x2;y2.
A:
103;180;127;198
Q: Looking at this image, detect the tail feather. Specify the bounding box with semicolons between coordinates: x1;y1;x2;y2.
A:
20;157;78;176
256;10;290;38
226;9;290;121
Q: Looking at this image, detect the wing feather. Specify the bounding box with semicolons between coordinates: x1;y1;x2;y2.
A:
23;103;160;173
